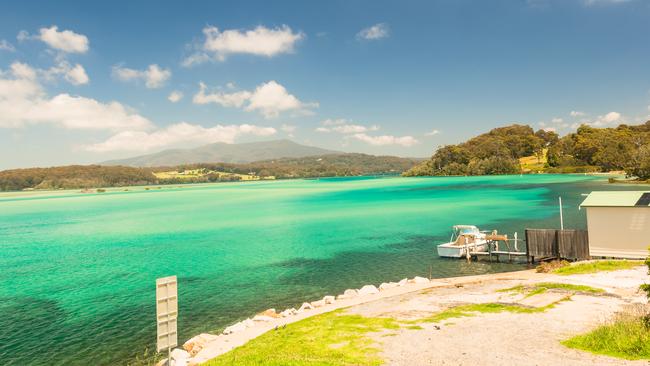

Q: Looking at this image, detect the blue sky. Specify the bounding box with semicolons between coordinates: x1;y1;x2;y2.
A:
1;0;650;169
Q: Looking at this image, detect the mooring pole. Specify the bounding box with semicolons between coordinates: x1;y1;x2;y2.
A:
559;196;564;230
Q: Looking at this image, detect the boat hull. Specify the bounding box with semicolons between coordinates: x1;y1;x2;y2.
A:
437;241;488;258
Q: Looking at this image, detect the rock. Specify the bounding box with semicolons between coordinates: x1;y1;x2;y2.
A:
358;285;380;296
223;321;248;334
298;302;314;312
252;315;275;322
311;299;326;308
280;308;297;317
323;295;336;304
258;308;281;318
336;289;359;300
171;348;190;366
409;276;430;284
183;333;219;356
379;282;398;291
398;278;408;286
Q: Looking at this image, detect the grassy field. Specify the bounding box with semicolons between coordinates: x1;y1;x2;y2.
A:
519;149;547;173
563;308;650;360
553;260;645;276
205;310;399;366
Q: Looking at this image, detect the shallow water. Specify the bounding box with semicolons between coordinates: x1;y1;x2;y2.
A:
0;175;641;365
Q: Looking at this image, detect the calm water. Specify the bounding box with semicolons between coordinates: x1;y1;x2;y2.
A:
0;175;641;365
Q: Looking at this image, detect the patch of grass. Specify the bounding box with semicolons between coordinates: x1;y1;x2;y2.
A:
411;302;559;324
205;310;399;366
534;282;604;294
563;310;650;360
498;282;604;297
404;325;424;330
554;260;644;275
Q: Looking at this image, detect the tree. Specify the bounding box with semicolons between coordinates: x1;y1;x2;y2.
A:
626;145;650;180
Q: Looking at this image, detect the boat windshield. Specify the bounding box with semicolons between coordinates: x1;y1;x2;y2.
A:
455;226;479;235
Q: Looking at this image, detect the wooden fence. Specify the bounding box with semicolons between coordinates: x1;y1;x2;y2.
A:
525;229;590;262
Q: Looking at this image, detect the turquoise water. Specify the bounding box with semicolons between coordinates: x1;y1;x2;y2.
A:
0;175;640;365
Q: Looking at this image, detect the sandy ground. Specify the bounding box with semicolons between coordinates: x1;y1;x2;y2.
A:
354;267;650;366
186;266;649;366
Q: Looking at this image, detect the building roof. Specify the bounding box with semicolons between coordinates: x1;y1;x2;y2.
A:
580;191;650;207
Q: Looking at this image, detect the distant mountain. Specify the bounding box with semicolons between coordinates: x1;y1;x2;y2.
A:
102;139;341;167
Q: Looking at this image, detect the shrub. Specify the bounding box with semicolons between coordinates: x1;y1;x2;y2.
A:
536;260;569;273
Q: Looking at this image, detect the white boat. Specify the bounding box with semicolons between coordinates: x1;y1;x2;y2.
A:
437;225;489;258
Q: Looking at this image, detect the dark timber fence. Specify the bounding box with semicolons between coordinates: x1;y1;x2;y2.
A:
525;229;589;262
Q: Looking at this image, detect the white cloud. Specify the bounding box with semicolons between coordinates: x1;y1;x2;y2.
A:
84;122;276;152
64;64;89;85
193;80;317;118
193;82;252;107
0;39;15;52
112;64;171;89
571;111;624;129
36;26;89;53
542;127;557;132
570;110;585;117
183;25;303;65
32;61;90;85
357;23;389;40
168;91;183;103
316;119;379;134
351;133;418;147
0;62;150;131
551;117;563;124
425;129;440;136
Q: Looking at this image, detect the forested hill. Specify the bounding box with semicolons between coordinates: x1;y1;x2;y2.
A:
404;121;650;178
0;154;419;191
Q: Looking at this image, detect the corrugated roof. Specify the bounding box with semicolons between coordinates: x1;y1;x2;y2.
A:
580;191;650;207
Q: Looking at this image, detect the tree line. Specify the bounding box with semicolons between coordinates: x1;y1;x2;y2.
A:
404;121;650;179
0;154;419;191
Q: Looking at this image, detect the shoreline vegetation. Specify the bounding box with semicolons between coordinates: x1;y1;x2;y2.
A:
0;154;418;192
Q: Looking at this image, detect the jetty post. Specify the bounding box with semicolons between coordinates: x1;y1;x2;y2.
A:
559;196;564;230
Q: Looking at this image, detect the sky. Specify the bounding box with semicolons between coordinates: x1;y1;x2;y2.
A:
1;0;650;169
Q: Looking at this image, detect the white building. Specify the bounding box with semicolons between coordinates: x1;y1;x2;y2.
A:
580;191;650;259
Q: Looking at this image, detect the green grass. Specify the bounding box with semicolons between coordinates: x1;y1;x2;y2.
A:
412;302;559;324
498;282;604;297
553;260;644;275
563;313;650;360
204;310;400;366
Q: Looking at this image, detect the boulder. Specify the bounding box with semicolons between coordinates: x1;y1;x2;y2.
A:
171;348;190;366
258;308;281;318
311;299;326;308
358;285;380;296
409;276;429;284
336;289;359;300
379;282;398;291
298;302;314;312
223;321;248;334
398;278;408;286
280;308;297;317
323;295;336;304
183;333;219;356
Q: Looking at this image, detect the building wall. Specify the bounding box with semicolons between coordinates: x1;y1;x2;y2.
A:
586;207;650;259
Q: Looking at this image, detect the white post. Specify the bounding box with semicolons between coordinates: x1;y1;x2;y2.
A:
559;196;564;230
